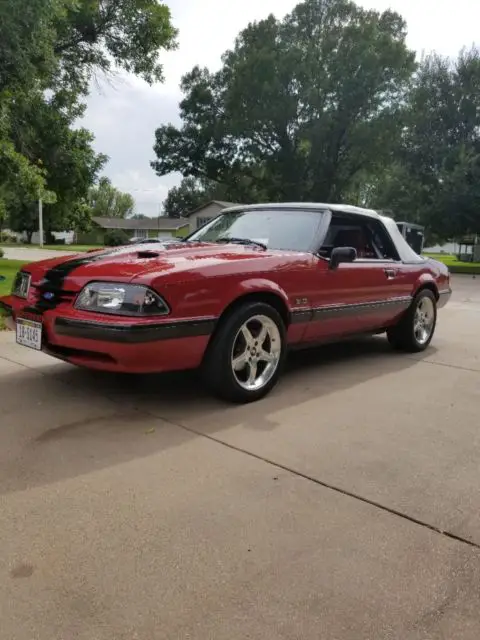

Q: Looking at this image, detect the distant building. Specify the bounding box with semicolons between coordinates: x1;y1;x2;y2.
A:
76;216;189;244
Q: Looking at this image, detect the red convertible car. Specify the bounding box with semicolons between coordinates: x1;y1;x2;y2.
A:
0;203;451;403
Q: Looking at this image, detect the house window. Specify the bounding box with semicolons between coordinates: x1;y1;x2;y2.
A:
135;229;148;239
196;217;211;228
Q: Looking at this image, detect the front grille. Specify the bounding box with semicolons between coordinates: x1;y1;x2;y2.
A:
12;271;31;298
30;285;76;311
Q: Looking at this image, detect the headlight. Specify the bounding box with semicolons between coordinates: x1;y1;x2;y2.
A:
75;282;170;316
12;271;31;298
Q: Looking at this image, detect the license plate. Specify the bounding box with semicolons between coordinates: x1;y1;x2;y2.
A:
16;318;43;351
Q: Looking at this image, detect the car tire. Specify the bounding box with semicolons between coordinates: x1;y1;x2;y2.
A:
387;289;437;353
202;301;287;403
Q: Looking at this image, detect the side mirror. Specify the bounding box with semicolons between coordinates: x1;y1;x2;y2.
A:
329;246;357;270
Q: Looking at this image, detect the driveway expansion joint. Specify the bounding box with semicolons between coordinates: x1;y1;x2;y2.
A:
151;411;480;553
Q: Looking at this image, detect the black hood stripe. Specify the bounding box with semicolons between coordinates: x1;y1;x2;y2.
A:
42;248;118;286
30;248;121;313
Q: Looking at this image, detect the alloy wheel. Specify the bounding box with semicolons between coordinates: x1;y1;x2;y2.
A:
230;314;282;391
414;296;435;345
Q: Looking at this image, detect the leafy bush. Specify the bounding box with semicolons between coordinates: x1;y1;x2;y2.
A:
0;231;17;243
0;248;4;258
104;229;129;246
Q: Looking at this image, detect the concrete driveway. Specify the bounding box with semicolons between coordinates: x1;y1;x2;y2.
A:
1;275;480;639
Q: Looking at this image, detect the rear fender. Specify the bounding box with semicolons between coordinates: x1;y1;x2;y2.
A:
413;272;439;299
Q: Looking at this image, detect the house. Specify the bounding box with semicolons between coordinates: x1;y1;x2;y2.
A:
186;201;240;233
77;216;190;244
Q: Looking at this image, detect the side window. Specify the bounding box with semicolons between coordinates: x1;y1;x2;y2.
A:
365;220;399;261
319;215;351;257
319;214;374;258
319;214;399;261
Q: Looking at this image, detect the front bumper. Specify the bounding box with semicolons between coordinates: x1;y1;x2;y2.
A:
0;297;12;314
54;316;215;343
2;295;215;374
437;288;452;309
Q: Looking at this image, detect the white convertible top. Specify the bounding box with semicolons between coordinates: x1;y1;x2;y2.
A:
222;202;424;263
225;202;382;219
379;215;424;263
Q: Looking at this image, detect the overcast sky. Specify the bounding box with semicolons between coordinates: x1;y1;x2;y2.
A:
80;0;480;216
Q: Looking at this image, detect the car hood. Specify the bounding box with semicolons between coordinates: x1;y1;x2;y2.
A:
23;242;283;291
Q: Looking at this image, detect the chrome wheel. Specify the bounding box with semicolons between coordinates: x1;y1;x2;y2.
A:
414;296;435;345
231;314;282;392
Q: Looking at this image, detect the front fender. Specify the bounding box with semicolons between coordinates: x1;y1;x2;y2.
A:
223;278;291;309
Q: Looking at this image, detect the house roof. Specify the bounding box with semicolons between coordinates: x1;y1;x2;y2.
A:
92;216;189;231
185;200;240;217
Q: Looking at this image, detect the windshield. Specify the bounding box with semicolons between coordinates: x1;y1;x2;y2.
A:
186;208;325;252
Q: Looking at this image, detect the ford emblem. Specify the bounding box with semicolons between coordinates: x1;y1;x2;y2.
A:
43;292;55;300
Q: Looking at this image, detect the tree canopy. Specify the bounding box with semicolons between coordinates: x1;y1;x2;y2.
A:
162;177;230;218
153;0;415;204
0;0;59;94
371;48;480;239
154;0;479;241
87;177;135;218
54;0;178;90
1;0;177;240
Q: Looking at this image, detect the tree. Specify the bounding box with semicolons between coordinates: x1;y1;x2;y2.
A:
152;0;415;204
162;177;230;218
1;0;177;236
369;47;480;239
0;0;59;94
87;177;135;218
0;0;64;211
104;228;129;246
5;87;106;241
54;0;178;89
1;0;178;94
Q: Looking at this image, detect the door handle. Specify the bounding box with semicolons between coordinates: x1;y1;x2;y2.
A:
384;268;397;279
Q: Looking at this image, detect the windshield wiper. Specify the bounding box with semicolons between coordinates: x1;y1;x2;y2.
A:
216;237;267;250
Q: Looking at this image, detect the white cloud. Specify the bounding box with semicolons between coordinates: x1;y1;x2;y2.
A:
82;0;480;216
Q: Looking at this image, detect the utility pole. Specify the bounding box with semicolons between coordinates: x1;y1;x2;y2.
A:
38;193;43;247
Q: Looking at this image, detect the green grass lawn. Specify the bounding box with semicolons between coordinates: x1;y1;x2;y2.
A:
1;243;101;252
0;259;25;330
43;244;102;252
423;253;480;274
